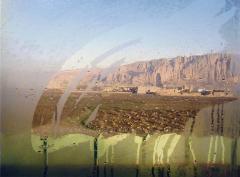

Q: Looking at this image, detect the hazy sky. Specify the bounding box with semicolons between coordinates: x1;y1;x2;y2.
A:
2;0;239;70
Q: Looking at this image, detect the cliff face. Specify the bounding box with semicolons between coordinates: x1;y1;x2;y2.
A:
47;53;240;90
105;53;240;88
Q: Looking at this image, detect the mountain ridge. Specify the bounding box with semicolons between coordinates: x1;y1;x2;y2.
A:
103;53;240;89
48;53;240;91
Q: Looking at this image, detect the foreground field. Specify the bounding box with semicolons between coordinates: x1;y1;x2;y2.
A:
32;90;236;136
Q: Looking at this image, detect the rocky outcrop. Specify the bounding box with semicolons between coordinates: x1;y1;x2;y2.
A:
104;53;240;89
48;53;240;91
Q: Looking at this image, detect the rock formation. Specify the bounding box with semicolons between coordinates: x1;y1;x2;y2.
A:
48;53;240;91
104;53;240;89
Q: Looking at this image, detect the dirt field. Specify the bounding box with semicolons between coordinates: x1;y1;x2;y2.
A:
32;90;236;135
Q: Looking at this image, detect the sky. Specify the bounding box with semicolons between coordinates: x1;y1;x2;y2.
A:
2;0;240;71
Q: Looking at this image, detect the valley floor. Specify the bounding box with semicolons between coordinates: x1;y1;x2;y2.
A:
32;90;237;136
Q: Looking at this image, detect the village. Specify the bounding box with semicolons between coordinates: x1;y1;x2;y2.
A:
101;84;231;97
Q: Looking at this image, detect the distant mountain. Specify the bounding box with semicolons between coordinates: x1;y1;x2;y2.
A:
47;68;101;89
48;53;240;91
104;53;240;90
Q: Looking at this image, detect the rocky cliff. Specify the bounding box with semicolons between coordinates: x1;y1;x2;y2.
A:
104;53;240;89
48;53;240;91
